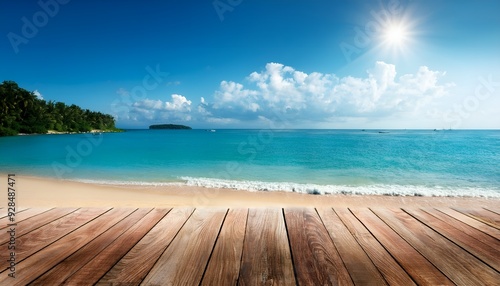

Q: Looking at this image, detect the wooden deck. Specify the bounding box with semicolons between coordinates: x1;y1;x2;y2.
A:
0;207;499;285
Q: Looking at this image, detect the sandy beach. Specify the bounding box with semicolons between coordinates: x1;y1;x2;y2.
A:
2;175;498;208
1;174;499;285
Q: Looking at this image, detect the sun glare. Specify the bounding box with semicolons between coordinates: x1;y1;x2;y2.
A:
378;18;417;57
384;24;408;45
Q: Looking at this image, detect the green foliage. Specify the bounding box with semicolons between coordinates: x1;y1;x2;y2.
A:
0;127;18;136
0;81;119;136
149;124;192;130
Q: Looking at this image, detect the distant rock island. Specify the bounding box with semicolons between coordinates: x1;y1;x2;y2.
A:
149;124;192;130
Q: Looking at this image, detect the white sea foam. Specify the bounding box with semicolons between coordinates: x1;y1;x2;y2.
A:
180;177;500;198
70;177;500;198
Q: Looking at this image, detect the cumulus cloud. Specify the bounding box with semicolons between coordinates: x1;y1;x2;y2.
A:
33;90;43;100
200;61;453;125
121;61;453;127
129;94;192;122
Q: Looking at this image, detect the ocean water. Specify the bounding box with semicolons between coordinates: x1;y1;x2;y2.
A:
0;129;499;197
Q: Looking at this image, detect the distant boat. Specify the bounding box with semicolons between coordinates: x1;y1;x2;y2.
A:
209;129;216;132
378;131;389;134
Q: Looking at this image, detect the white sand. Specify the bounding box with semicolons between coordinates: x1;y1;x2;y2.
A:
1;175;498;208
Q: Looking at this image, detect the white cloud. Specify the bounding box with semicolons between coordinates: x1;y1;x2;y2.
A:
119;61;454;128
202;61;453;125
165;94;192;111
213;81;260;112
129;94;192;122
33;90;43;100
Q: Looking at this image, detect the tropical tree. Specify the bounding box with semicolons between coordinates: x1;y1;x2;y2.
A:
0;81;119;136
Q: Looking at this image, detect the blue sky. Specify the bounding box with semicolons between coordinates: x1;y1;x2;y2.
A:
2;0;499;129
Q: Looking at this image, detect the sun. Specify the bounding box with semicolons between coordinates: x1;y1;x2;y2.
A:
377;12;419;57
384;23;408;45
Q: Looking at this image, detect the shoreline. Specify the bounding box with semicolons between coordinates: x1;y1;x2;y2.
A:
16;129;123;136
1;175;498;208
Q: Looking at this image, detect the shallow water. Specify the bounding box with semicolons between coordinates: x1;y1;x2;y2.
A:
1;129;498;197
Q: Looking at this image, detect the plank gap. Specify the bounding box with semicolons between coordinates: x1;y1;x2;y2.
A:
199;208;229;284
282;208;300;285
136;207;196;285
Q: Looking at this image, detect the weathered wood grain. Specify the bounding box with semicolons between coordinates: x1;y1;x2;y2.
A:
405;208;500;271
373;208;500;285
0;208;77;245
0;208;108;266
141;208;227;285
351;208;453;285
336;208;416;286
0;208;53;230
30;208;155;285
0;207;28;219
0;207;496;285
64;209;169;285
97;207;194;285
0;208;131;285
201;208;248;286
422;208;500;249
286;208;354;285
239;208;296;286
484;207;500;215
322;208;388;285
453;207;500;230
437;207;500;238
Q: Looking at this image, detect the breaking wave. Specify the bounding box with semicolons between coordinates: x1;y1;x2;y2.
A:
181;177;500;198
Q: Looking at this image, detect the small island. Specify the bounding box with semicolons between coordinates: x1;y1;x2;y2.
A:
149;124;192;130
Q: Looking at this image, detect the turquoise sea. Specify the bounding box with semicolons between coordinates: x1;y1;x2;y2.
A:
0;129;499;197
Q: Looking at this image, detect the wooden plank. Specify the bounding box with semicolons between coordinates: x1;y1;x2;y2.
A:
321;208;387;285
239;208;295;286
0;208;134;285
30;208;157;285
484;207;500;216
97;207;194;285
0;208;78;244
0;208;109;266
453;207;500;230
0;208;52;230
0;207;28;220
350;208;453;285
141;208;227;285
372;208;500;285
55;208;172;285
422;208;500;249
437;207;500;239
336;208;416;286
201;208;248;286
405;208;500;271
286;208;354;285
